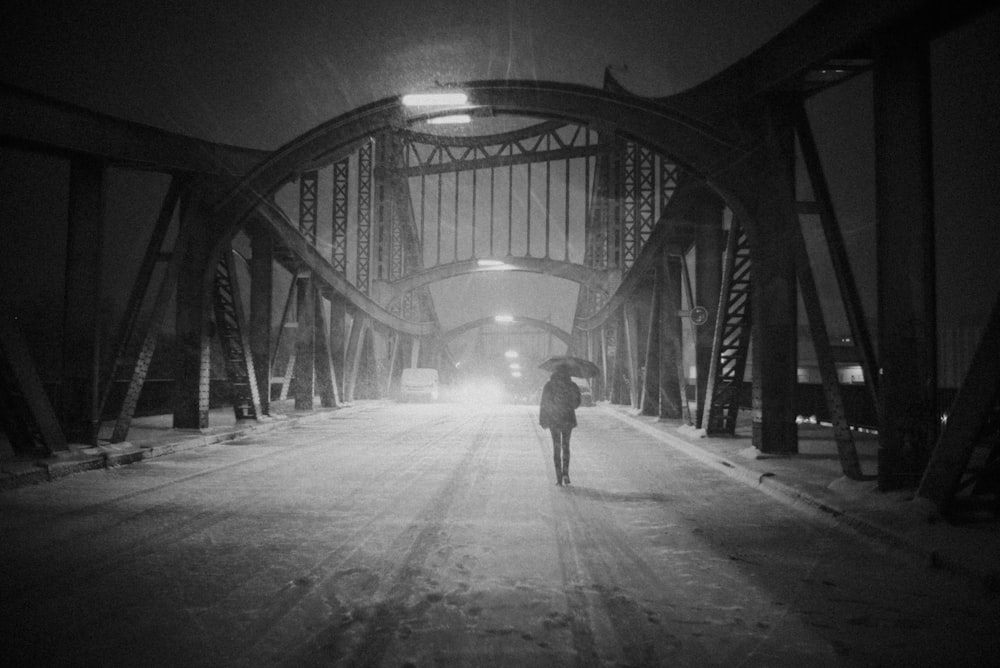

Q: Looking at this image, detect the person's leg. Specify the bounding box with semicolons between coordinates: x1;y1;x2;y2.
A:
561;429;572;484
550;428;563;485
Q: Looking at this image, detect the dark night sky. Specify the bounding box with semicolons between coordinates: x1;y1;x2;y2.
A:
1;1;998;363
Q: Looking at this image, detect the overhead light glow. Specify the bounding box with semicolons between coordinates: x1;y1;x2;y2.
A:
504;350;519;359
427;114;471;125
494;314;514;324
511;371;522;378
402;92;469;106
509;363;521;370
477;259;506;267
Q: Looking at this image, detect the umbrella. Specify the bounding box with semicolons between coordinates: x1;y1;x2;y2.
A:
538;355;600;378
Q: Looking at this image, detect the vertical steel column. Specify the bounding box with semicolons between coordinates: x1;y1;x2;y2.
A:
410;337;421;368
357;140;373;293
291;276;316;411
641;265;661;416
598;325;609;402
874;26;937;490
314;297;339;408
61;157;104;444
659;254;685;420
750;118;799;454
332;158;349;274
344;314;368;403
298;171;318;244
693;196;725;429
173;193;214;430
249;225;273;416
328;293;348;398
623;303;641;409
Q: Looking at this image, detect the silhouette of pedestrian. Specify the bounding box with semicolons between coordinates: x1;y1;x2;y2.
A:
539;365;581;486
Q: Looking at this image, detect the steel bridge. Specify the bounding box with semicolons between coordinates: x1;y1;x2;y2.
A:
2;0;999;516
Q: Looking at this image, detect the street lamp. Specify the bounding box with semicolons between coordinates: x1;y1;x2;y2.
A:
401;92;468;106
427;114;471;125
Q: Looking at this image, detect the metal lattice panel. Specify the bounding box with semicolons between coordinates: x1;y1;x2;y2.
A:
298;171;318;244
636;145;656;247
332;158;349;274
703;221;752;435
621;141;638;269
402;122;596;175
212;253;261;421
357;139;373;293
659;159;680;214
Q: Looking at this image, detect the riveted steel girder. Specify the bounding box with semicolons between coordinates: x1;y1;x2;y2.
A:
439;316;574;349
389;258;609;297
209;81;744;242
253;201;435;336
0;82;267;175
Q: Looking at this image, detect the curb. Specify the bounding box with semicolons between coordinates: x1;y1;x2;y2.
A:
0;407;342;492
599;405;998;593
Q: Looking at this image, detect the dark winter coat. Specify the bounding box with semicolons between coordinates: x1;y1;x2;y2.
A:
539;371;581;430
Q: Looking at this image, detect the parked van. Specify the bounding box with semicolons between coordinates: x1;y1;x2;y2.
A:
400;368;440;402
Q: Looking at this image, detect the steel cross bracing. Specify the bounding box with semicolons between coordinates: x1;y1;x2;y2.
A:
702;219;752;435
211;251;262;421
332;158;349;274
298;171;319;244
356;139;373;294
399;121;600;177
267;120;680;335
0;314;67;454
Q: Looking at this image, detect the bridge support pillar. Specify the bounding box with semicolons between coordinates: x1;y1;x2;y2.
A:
641;264;661;417
874;27;937;490
329;294;348;397
173;192;215;430
623;303;641;409
291;276;317;410
61;157;105;445
693;197;726;427
740;118;800;454
344;313;366;403
409;337;421;368
249;226;272;415
658;254;684;419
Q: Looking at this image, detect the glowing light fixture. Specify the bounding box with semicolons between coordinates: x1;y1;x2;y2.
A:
511;371;522;378
494;314;514;324
509;363;521;370
427;114;471;125
504;350;519;359
477;259;506;267
402;92;468;106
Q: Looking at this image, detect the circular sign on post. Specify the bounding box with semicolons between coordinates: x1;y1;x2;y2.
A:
690;306;709;326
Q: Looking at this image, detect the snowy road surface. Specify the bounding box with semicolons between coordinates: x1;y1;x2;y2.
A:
2;403;997;666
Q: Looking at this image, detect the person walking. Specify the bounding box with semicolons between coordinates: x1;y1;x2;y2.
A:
539;365;581;486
